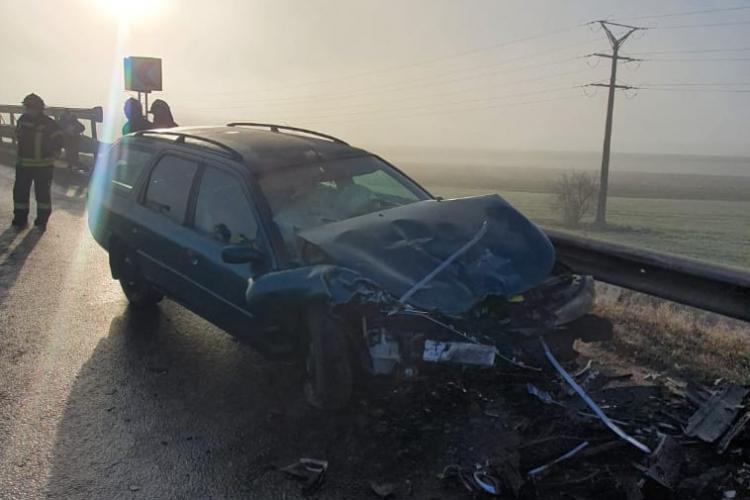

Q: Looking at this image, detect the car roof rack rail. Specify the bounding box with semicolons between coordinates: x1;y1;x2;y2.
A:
135;130;244;161
226;122;349;145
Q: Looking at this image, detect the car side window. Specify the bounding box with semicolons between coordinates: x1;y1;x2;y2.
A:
144;155;198;224
110;145;153;192
194;167;258;245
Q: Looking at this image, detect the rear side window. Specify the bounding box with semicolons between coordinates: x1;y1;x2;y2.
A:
144;155;198;224
194;167;258;244
110;145;153;191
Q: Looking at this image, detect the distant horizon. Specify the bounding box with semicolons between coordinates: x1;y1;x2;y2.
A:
378;144;750;177
375;144;750;161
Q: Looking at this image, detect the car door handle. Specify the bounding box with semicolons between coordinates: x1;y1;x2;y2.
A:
186;249;199;266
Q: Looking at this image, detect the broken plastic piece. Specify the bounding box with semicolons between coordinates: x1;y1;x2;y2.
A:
495;351;542;371
423;340;496;366
370;481;395;498
527;441;589;478
684;385;748;443
279;458;328;495
574;359;593;378
367;329;402;375
645;435;683;490
541;338;652;454
717;410;750;454
527;383;564;407
473;470;500;496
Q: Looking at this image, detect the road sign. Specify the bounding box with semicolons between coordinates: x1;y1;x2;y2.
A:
124;57;162;92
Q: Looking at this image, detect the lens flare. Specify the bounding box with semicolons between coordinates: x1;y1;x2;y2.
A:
93;0;165;26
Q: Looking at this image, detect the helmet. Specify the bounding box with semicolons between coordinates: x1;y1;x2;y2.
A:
22;93;45;110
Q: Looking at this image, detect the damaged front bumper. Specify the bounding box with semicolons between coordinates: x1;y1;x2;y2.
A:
363;274;598;376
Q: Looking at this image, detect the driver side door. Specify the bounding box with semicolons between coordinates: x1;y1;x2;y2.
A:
180;163;269;340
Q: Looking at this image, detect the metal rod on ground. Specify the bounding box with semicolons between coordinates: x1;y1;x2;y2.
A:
541;337;652;454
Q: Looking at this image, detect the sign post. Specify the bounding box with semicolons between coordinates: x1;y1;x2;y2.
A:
124;56;163;116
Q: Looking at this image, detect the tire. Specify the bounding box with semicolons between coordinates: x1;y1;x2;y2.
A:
304;307;354;410
117;248;163;309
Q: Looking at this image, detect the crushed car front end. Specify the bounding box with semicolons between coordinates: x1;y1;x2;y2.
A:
247;191;604;381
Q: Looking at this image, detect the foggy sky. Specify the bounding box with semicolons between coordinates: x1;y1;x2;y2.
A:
1;0;749;156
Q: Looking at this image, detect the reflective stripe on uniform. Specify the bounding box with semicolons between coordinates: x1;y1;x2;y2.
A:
37;203;52;209
14;202;30;209
19;158;55;167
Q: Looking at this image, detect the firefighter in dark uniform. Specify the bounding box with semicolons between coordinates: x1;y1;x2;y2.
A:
12;93;63;229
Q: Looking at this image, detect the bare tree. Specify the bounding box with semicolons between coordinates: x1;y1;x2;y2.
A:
553;170;599;228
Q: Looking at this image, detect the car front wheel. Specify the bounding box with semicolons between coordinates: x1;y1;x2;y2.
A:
304;306;354;410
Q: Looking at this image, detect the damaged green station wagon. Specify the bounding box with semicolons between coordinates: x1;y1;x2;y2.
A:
88;124;603;409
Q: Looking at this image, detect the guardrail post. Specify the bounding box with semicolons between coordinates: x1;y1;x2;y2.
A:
9;112;16;146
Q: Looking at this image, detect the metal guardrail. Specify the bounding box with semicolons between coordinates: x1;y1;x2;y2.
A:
0;105;103;150
546;228;750;322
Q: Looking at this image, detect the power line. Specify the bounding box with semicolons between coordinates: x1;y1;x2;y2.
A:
196;37;601;107
648;57;750;62
627;47;750;55
260;85;583;123
290;67;591;115
193;55;592;111
639;87;750;93
616;5;750;21
288;92;587;127
203;85;584;126
193;64;593;115
652;20;750;29
203;23;589;97
637;82;750;87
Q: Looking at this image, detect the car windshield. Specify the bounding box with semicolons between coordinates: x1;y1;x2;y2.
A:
258;155;430;259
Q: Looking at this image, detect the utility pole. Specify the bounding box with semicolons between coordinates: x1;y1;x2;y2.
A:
590;21;644;228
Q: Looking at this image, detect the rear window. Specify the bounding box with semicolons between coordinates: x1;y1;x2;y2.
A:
144;155;199;224
109;144;153;191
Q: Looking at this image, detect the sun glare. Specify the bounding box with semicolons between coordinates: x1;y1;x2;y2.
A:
94;0;165;25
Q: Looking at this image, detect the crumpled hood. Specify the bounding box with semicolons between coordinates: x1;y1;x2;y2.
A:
297;194;555;315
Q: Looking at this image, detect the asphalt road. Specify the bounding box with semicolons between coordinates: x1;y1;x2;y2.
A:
0;161;366;499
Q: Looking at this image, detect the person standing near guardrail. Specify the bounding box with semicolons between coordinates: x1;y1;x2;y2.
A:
122;97;151;135
59;109;85;171
150;99;178;128
11;93;63;229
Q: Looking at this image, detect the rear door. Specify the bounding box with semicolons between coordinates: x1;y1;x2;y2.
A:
133;153;200;303
178;163;269;337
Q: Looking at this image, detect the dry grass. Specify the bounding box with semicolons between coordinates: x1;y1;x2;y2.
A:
593;283;750;385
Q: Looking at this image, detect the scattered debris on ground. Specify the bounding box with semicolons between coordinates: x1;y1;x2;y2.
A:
278;457;328;495
273;342;750;499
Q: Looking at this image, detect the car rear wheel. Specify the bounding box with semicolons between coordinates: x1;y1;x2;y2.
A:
118;249;163;309
304;307;354;410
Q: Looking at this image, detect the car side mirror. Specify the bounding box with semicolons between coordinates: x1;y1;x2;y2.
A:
221;244;264;264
